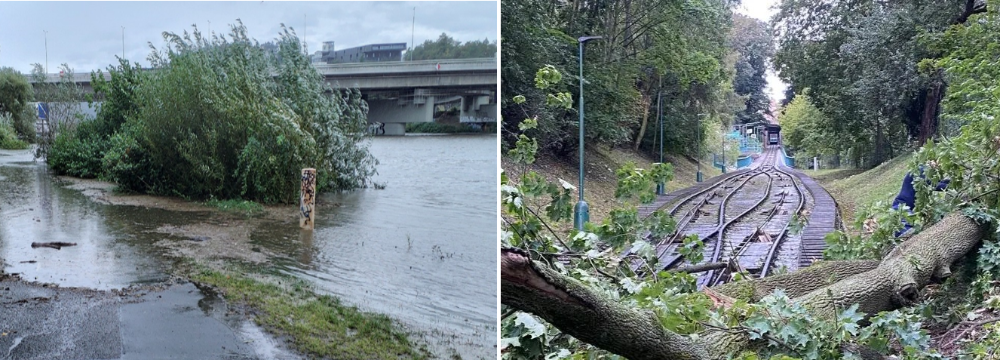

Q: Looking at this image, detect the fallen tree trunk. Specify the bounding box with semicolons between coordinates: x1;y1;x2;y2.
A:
501;212;986;359
712;259;881;302
501;248;710;360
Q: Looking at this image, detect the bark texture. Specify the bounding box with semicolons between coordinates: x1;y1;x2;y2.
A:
501;212;986;359
501;248;710;360
712;259;881;302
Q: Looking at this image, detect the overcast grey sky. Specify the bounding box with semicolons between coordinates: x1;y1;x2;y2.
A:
0;1;498;74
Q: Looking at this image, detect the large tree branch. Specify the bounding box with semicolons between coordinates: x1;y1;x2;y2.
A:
501;248;709;360
501;213;986;358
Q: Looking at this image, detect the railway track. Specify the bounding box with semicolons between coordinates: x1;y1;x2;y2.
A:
642;147;810;287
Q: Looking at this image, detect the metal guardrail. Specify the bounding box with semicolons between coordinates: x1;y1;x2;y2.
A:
780;147;795;167
736;155;753;169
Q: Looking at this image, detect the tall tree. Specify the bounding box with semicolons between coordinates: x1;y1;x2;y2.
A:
729;14;774;124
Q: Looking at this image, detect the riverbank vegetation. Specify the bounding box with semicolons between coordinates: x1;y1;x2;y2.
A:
44;21;377;204
0;113;28;150
0;67;36;144
501;3;1000;357
405;122;482;134
191;266;429;360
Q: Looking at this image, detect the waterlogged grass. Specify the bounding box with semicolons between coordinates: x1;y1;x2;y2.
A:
204;199;265;217
192;267;429;360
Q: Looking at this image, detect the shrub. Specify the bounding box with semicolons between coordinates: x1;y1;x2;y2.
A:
106;21;376;203
0;67;35;141
47;120;107;178
0;113;28;150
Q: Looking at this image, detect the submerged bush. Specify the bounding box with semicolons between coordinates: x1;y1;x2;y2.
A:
96;21;376;203
0;67;35;142
0;113;28;150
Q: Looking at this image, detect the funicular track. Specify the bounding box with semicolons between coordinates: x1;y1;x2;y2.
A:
636;147;810;287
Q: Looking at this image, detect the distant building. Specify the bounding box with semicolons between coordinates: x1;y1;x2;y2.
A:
310;41;406;64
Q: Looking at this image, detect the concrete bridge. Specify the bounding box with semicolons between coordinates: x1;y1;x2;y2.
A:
28;58;497;135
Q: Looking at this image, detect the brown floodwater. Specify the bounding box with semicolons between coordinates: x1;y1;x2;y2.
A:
0;134;498;359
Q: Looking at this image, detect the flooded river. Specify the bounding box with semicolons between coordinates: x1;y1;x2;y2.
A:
0;134;498;359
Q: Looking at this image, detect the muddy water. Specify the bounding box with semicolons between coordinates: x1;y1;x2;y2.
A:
0;135;498;359
252;135;498;358
0;149;176;288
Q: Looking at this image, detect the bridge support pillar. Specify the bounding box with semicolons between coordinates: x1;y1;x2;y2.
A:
459;95;497;124
382;123;406;136
366;89;436;135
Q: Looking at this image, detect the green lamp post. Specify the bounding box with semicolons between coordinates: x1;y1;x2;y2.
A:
574;35;602;231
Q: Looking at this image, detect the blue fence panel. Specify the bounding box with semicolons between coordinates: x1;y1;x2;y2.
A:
780;147;795;167
737;155;752;169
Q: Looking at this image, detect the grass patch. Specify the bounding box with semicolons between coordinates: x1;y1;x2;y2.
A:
204;199;265;217
405;122;481;133
192;267;429;360
818;153;914;228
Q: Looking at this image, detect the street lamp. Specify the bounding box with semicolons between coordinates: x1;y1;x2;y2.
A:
655;89;665;195
696;113;706;182
574;35;602;231
43;30;48;74
721;124;727;174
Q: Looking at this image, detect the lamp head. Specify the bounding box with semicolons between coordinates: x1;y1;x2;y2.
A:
578;36;604;43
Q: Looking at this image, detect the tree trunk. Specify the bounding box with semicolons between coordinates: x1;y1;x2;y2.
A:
919;73;944;146
634;96;651;151
501;213;985;359
501;248;710;360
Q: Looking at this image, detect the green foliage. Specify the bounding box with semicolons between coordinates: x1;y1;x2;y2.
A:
503;67;713;357
404;122;481;133
679;234;704;264
46;122;105;178
0;113;28;150
778;90;834;159
204;198;265;217
708;291;939;360
824;202;916;260
31;63;92;159
772;0;968;167
407;33;496;60
95;21;376;203
193;266;427;359
0;67;35;141
730;14;775;124
502;0;741;161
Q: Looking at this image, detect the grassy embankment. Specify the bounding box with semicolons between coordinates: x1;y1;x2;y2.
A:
191;265;430;360
502;145;723;225
811;153;914;231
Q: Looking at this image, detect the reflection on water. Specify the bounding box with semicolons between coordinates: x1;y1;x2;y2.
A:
0;151;174;289
252;135;498;358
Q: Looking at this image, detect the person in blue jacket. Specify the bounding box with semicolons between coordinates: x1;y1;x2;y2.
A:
892;165;949;237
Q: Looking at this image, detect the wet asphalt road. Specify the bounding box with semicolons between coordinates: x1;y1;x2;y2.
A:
0;278;296;360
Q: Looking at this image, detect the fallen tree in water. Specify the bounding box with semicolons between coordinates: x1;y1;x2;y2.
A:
501;212;987;359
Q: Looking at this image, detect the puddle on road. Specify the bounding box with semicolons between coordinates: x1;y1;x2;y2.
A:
120;282;300;360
